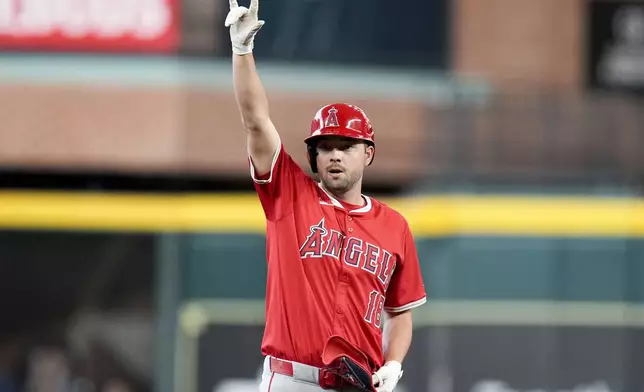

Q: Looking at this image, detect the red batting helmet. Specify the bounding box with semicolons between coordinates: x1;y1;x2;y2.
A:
304;103;375;173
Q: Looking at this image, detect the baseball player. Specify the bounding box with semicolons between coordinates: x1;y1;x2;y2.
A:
225;1;427;391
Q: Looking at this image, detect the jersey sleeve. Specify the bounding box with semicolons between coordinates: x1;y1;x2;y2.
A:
250;142;307;221
383;220;427;313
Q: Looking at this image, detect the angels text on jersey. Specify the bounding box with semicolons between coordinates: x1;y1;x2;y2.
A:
298;217;396;328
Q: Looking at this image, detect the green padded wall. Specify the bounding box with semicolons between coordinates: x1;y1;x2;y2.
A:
179;234;644;303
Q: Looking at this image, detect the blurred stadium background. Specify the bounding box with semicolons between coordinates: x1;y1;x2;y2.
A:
0;0;643;392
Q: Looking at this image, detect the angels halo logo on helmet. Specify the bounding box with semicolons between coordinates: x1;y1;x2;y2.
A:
305;103;376;174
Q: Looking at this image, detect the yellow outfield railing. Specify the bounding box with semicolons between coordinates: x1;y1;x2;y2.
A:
0;190;643;236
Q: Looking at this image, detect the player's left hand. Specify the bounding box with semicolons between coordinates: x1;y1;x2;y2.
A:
372;361;403;392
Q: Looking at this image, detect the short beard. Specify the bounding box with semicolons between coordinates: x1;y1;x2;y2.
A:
320;172;360;196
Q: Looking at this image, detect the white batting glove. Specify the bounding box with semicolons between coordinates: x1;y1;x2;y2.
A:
224;0;265;55
372;361;403;392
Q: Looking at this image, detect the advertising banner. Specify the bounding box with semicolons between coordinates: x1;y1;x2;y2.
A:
586;0;644;94
0;0;180;53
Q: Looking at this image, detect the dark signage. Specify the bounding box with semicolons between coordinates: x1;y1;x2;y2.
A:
182;0;449;69
586;0;644;94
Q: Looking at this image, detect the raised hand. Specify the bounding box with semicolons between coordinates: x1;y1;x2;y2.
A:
224;0;265;55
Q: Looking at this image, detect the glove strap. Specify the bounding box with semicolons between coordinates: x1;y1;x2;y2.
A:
232;41;253;55
384;361;403;379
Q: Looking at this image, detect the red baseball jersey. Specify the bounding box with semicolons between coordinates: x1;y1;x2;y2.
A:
250;143;427;370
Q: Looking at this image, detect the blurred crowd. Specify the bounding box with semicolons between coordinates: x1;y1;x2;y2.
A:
0;311;151;392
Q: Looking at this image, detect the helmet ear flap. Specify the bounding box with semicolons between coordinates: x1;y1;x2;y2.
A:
307;143;318;173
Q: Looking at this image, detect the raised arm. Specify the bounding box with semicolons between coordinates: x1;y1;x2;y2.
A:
225;0;280;176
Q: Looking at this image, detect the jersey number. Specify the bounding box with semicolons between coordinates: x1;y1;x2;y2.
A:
364;290;385;328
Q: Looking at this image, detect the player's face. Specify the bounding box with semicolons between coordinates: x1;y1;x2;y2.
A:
316;137;374;194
